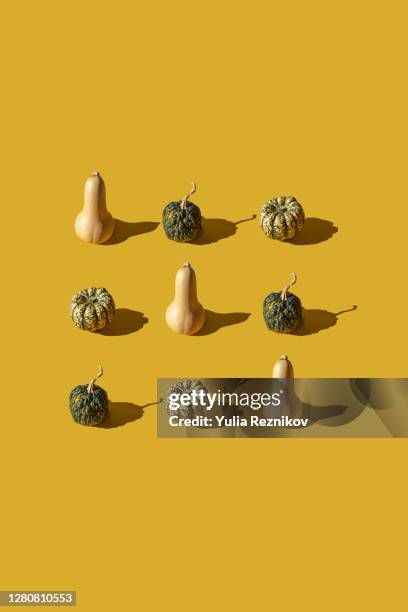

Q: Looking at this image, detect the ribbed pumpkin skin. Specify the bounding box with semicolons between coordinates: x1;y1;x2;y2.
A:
162;201;202;242
69;384;109;426
166;379;209;419
263;291;302;333
71;287;115;332
260;196;305;241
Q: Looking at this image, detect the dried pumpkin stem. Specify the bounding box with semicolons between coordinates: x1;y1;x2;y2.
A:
280;272;297;302
87;365;104;394
180;181;196;210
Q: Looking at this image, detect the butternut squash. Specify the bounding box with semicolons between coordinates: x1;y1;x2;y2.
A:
166;262;206;335
272;355;303;418
272;354;294;378
75;171;115;244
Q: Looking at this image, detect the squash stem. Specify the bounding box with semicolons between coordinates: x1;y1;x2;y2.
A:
280;272;297;301
180;181;196;210
87;365;104;394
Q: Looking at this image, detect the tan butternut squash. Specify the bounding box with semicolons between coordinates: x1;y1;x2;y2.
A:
272;355;303;418
166;262;206;335
272;354;294;378
75;171;115;244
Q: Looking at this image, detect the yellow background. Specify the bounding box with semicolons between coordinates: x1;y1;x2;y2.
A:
1;0;407;609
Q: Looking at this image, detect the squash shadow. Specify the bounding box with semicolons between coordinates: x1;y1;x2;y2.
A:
350;379;408;412
302;379;372;427
303;402;353;426
238;402;350;437
99;309;148;336
101;399;162;429
103;220;159;245
195;311;251;335
294;305;357;336
237;379;369;437
193;214;256;245
288;218;338;245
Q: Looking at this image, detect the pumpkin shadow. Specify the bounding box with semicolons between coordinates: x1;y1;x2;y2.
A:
195;311;251;335
103;220;159;245
193;214;256;245
99;309;148;336
288;218;338;245
294;305;357;336
101;399;162;429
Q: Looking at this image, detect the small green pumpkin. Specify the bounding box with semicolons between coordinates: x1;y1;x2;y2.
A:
166;379;209;419
162;182;202;242
263;272;302;333
260;196;305;241
69;365;109;426
71;287;115;332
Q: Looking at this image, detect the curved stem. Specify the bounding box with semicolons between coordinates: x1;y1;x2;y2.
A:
334;305;357;317
280;272;297;301
87;365;103;394
180;181;196;210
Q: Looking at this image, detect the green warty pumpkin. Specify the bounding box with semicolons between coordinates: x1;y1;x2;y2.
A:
166;379;209;419
162;182;202;242
263;273;302;333
71;287;115;332
260;196;305;241
69;366;109;426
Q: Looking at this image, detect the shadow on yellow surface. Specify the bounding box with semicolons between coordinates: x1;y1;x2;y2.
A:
294;305;357;336
104;220;159;245
193;214;256;245
236;378;371;437
100;309;148;336
238;401;350;437
305;402;349;425
288;217;338;245
101;399;162;429
195;310;251;335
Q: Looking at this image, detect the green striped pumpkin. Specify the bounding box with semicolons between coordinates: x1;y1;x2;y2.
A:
71;287;115;332
263;273;302;333
69;366;109;426
162;182;202;242
260;196;305;241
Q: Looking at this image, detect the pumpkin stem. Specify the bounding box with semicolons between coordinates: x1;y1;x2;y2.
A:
280;272;297;301
87;365;104;394
180;181;196;210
